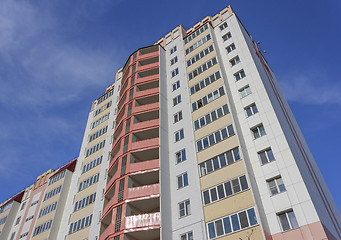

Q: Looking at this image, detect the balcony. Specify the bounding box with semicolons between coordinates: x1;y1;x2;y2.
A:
127;183;159;200
137;68;159;79
128;170;159;188
136;80;159;92
124;228;160;240
124;212;160;230
135;87;159;99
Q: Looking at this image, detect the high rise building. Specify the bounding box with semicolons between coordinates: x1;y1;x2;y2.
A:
0;4;340;240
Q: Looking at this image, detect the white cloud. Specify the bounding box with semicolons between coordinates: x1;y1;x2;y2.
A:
279;74;341;106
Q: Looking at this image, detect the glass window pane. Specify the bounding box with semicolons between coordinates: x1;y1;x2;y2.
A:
239;211;249;228
210;188;218;202
209;134;215;145
194;120;200;130
240;175;248;190
200;117;206;127
215;131;221;143
232;179;241;193
222;104;229;114
221;128;228;139
212;157;220;170
288;211;299;229
200;163;207;176
223;217;232;234
205;114;212;124
219;154;227;167
233;148;240;161
279;213;290;231
183;173;188;186
267;149;275;162
217;184;225;199
246;107;252;117
211;111;217;121
208;222;216;239
203;138;209;149
259;152;268;164
215;220;224;236
206;160;213;173
226;151;234;165
268;180;278;195
231;214;240;231
197;141;203;152
224;181;233;196
203;190;210;205
247;208;257;226
227;125;234;136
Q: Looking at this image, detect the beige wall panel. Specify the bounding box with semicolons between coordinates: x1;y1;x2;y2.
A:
70;204;95;223
186;50;217;73
190;79;224;103
188;65;220;89
74;183;98;203
204;190;254;221
195;114;232;140
200;160;245;189
66;227;90;240
192;95;228;120
197;136;239;164
211;226;262;240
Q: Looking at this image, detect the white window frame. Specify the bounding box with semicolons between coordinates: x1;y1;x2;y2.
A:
239;85;251;98
177;172;189;189
244;103;258;117
267;176;286;196
251;124;266;139
179;199;191;218
174;111;183;123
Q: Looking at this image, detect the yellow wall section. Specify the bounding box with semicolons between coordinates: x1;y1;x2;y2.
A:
204;190;254;221
200;160;245;189
197;135;239;164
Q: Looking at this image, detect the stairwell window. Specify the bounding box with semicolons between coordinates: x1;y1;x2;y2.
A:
239;85;251;98
170;46;177;54
245;103;258;117
258;148;275;165
179;200;190;218
174;111;183;123
229;56;240;66
176;149;186;164
171;56;178;65
219;22;228;31
173;95;181;106
267;176;286;195
181;231;193;240
172;81;180;91
234;69;246;81
251;124;266;139
222;32;232;41
226;43;236;53
277;210;299;231
177;172;189;189
171;68;179;78
175;129;184;142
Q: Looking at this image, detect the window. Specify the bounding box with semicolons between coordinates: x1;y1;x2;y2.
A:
239;85;251;98
219;22;228;31
277;210;299;231
229;56;240;66
174;111;183;123
196;125;234;152
173;95;182;106
43;185;62;201
170;46;177;54
20;202;26;211
78;173;100;192
39;202;57;218
82;156;103;174
177;173;189;189
176;149;186;164
89;125;108;142
32;220;53;236
171;56;178;65
19;232;28;239
234;69;246;80
171;68;179;78
192;87;225;112
94;100;112;116
222;32;232;41
226;43;236;53
48;170;66;185
187;45;214;67
10;232;16;240
184;23;208;44
69;214;93;234
175;129;184;142
85;140;105;157
185;34;211;55
203;175;248;205
179;200;190;218
188;57;217;80
91;113;110;129
74;193;96;212
199;147;240;177
194;104;229;130
25;215;33;222
258;148;275;165
251;124;266;139
207;208;257;239
181;231;193;240
190;71;221;95
172;81;180;91
267;176;286;195
15;217;21;225
245;103;258;117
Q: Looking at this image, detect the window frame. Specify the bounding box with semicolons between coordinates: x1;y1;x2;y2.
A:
251;124;266;139
277;210;299;232
267;176;286;196
177;172;189;189
179;199;191;218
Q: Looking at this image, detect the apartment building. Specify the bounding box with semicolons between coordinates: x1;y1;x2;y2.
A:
0;4;340;240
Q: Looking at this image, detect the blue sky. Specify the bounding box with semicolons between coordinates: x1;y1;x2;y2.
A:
0;0;340;213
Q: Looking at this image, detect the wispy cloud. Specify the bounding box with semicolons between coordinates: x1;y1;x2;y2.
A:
279;74;341;106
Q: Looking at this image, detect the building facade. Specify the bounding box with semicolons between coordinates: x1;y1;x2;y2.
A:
0;4;340;240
